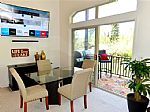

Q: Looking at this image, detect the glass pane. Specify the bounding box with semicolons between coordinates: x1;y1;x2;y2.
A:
73;28;96;85
74;28;95;59
74;29;85;51
87;28;95;57
88;7;96;20
99;21;135;57
74;28;95;68
73;10;86;23
98;0;137;18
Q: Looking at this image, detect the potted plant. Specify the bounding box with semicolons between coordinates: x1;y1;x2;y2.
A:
125;58;150;112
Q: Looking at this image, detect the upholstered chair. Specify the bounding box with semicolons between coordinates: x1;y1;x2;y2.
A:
58;68;93;112
9;67;49;112
37;59;52;76
82;59;96;92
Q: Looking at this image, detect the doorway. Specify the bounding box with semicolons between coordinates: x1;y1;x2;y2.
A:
73;27;96;84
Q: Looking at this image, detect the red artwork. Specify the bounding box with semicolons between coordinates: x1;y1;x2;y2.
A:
11;49;29;57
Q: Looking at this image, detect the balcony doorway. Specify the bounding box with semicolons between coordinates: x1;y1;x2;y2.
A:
72;21;135;97
73;28;96;67
98;21;135;97
73;28;96;84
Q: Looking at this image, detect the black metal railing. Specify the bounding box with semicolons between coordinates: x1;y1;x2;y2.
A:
74;51;132;78
111;56;131;78
99;55;132;78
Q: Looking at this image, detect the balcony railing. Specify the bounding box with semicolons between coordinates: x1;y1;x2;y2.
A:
112;56;132;78
74;51;132;78
100;55;132;78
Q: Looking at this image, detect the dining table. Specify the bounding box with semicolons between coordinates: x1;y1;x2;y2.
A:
26;67;74;105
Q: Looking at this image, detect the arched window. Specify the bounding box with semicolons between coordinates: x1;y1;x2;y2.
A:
72;0;137;23
72;7;96;23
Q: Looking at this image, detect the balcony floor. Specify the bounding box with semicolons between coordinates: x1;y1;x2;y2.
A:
97;73;130;97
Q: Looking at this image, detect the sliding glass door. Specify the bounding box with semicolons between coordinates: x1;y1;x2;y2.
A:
73;27;96;83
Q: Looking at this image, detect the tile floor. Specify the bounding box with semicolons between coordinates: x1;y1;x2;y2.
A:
0;87;128;112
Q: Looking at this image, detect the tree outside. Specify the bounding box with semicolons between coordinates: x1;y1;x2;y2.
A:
99;21;134;57
74;21;134;58
74;28;95;52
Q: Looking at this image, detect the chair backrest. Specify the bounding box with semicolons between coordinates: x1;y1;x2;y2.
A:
71;68;93;100
37;59;52;75
82;59;96;69
9;67;27;100
99;50;106;55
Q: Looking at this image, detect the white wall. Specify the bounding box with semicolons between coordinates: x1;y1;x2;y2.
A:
0;0;60;87
132;0;150;59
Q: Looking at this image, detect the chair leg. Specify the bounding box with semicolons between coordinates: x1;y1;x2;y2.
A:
59;80;63;87
45;96;49;110
70;101;74;112
40;98;42;102
110;62;112;78
84;95;87;109
100;62;102;78
24;102;27;112
20;95;23;108
98;62;100;79
89;82;92;92
58;94;61;105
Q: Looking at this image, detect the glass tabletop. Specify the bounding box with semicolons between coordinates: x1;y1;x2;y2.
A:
28;67;74;84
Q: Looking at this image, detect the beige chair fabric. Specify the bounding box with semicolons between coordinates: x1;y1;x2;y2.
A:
82;59;96;92
37;59;52;75
82;59;96;69
9;67;49;112
58;68;93;112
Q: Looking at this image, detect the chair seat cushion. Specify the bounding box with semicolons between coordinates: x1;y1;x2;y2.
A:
26;85;48;102
100;54;109;60
58;84;72;100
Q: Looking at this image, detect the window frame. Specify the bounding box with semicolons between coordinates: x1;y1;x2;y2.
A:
71;0;137;86
72;6;97;23
71;0;137;24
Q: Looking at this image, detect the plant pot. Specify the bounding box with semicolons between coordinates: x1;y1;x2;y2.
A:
147;107;150;112
127;93;149;112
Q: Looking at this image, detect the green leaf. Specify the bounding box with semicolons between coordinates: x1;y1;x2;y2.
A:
126;58;150;97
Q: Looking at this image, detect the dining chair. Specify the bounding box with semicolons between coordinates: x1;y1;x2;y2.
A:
58;68;93;112
82;59;96;92
37;59;52;76
9;67;49;112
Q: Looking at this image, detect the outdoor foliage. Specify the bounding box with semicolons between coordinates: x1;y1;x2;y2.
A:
74;28;95;51
110;23;119;43
100;22;134;57
74;22;134;58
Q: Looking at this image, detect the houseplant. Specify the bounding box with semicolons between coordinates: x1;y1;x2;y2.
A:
125;58;150;112
126;58;150;112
